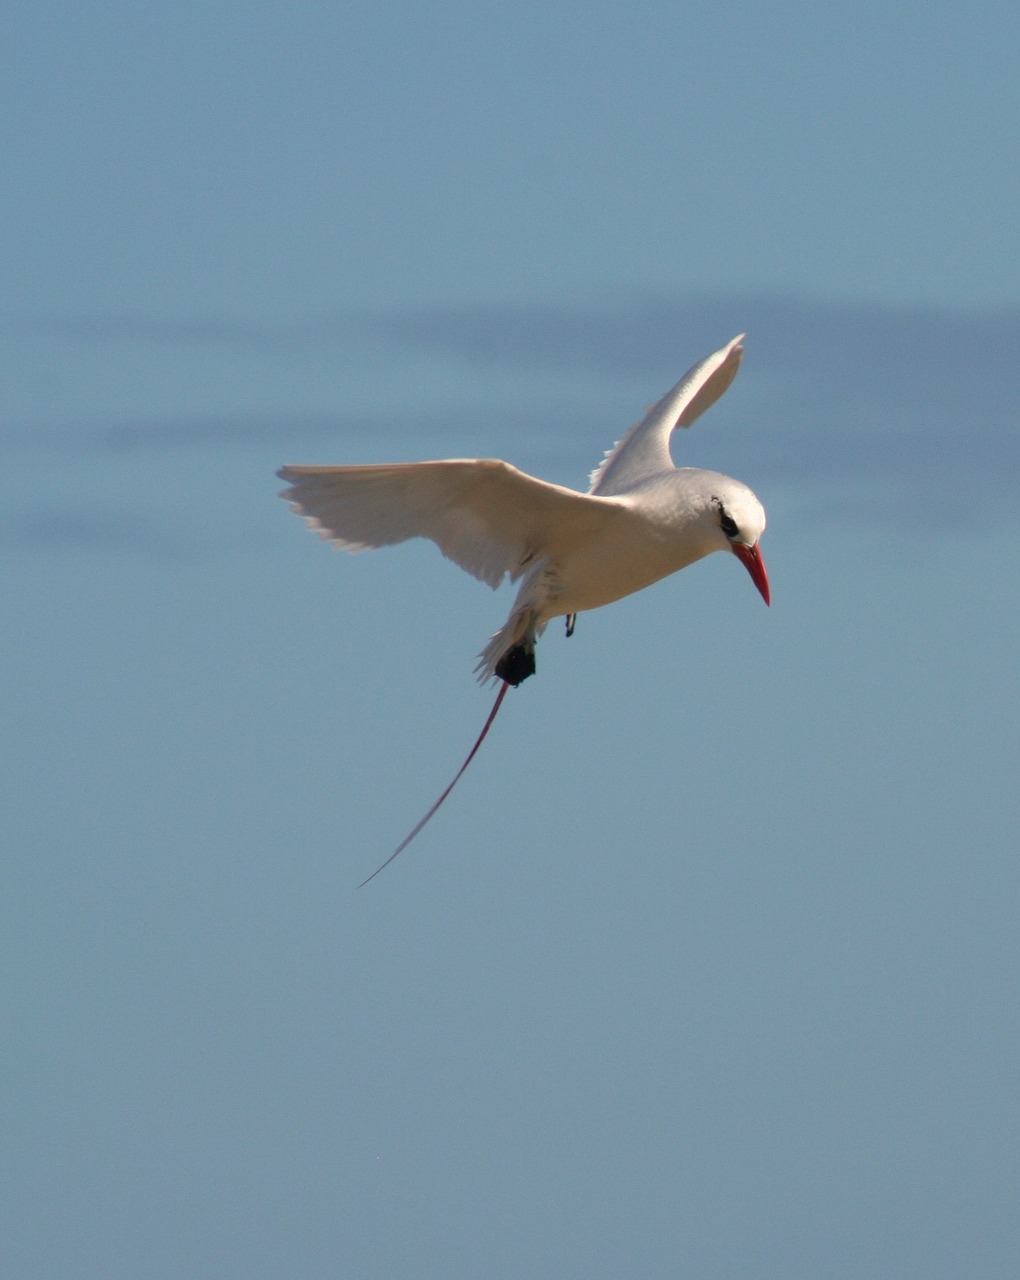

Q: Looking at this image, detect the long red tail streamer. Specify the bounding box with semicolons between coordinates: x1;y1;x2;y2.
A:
358;680;511;887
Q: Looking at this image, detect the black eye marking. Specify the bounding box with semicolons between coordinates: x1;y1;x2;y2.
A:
713;498;739;540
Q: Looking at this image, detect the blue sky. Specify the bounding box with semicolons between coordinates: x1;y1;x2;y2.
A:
4;3;1020;1277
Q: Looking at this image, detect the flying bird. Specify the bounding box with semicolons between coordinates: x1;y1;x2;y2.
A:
279;333;769;883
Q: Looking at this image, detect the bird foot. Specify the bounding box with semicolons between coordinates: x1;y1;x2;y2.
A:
494;643;536;686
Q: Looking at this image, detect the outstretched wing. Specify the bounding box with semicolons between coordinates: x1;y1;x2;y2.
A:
278;459;618;589
589;334;745;497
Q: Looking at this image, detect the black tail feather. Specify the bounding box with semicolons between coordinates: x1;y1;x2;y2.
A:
494;642;536;686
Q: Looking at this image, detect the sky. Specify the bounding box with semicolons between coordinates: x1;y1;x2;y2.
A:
3;2;1019;1277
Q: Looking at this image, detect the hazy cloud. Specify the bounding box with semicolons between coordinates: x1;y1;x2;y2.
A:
366;295;1020;528
0;506;194;561
4;296;1017;545
3;314;268;349
369;293;1019;430
367;291;1011;371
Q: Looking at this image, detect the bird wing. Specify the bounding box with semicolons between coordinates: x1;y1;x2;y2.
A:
588;334;745;497
278;459;619;588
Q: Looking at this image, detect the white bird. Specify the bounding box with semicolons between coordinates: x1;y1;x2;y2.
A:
279;333;769;883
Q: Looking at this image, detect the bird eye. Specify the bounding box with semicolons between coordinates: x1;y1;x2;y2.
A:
715;501;739;540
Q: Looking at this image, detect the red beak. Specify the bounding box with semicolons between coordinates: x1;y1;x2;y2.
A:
732;542;770;606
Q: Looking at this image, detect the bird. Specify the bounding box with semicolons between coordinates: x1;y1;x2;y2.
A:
279;333;769;883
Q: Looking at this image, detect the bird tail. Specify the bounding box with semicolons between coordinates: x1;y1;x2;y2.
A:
475;607;546;685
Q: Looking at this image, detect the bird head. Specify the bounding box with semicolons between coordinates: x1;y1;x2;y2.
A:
709;484;770;606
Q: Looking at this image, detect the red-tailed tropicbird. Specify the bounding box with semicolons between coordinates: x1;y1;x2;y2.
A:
279;333;769;883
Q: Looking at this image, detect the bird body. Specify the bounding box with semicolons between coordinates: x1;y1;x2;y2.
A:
279;333;768;685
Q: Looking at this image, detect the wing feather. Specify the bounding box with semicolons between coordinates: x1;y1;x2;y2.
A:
589;334;745;496
278;459;618;588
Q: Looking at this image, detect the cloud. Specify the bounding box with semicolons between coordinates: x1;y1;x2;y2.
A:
366;290;1010;366
4;296;1018;538
365;295;1020;527
367;292;1019;426
2;314;267;348
0;507;193;561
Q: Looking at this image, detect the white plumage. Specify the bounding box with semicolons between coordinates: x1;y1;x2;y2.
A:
279;333;769;686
